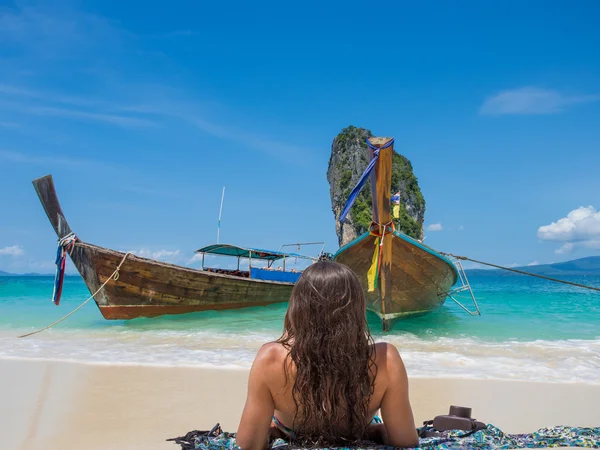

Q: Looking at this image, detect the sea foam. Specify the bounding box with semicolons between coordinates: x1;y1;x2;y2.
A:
1;328;599;384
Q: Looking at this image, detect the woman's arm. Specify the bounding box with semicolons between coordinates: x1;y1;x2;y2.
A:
236;345;277;450
379;343;419;448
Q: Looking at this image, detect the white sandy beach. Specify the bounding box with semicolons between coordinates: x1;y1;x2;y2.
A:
1;358;599;450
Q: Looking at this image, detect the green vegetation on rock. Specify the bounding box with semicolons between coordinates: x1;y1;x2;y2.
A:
327;126;426;246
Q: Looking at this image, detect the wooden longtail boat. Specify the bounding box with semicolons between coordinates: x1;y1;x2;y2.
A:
334;137;459;331
33;175;318;320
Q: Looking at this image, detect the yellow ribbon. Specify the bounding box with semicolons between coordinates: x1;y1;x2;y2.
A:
367;236;380;292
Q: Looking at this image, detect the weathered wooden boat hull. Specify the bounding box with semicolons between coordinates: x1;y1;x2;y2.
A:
73;242;295;319
33;175;294;320
335;231;457;323
333;136;458;330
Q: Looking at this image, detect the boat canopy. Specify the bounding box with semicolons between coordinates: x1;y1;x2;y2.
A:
194;244;311;261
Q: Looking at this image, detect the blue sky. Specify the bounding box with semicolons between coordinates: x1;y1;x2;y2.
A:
1;0;600;273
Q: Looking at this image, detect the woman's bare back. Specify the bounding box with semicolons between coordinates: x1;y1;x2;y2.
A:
236;341;418;449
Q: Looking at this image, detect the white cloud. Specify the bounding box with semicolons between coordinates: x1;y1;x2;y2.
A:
555;243;575;255
527;261;540;266
426;223;443;232
0;245;25;256
129;248;181;263
538;206;600;254
152;249;181;260
458;225;465;231
187;253;204;264
187;253;225;268
480;87;599;115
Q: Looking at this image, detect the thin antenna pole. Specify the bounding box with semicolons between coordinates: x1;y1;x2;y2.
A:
217;186;225;244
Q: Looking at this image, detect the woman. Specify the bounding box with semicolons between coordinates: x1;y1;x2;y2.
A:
236;261;418;449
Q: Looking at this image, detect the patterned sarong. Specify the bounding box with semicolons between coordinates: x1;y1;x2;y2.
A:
168;423;600;449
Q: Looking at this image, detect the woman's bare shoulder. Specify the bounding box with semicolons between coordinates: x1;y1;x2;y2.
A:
371;341;401;358
253;342;288;368
250;342;290;393
371;342;405;376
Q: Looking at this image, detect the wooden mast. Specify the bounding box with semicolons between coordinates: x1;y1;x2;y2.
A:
32;175;73;240
368;137;394;331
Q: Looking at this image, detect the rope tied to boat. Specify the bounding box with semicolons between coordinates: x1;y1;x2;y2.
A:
52;232;78;305
18;252;132;338
367;221;395;292
443;253;600;292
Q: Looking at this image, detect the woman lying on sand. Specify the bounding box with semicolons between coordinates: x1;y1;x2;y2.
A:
236;261;419;450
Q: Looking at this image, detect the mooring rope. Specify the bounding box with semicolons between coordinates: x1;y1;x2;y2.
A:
443;253;600;292
52;232;78;305
18;252;131;338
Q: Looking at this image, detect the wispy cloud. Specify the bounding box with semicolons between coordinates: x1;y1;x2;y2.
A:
426;223;443;232
0;4;127;59
480;87;599;115
0;84;39;98
0;83;109;107
129;248;182;263
538;206;600;254
1;149;88;167
0;245;25;257
0;149;126;175
0;90;155;128
0;5;153;129
24;104;155;127
1;81;309;161
124;101;314;164
187;253;204;264
187;253;223;267
0;5;312;163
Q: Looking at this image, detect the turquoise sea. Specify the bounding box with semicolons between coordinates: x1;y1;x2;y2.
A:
1;274;599;383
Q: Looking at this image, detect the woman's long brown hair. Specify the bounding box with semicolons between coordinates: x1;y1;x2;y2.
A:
276;261;377;445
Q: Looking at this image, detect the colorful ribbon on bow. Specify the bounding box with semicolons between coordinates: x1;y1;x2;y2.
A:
52;233;78;305
367;222;395;292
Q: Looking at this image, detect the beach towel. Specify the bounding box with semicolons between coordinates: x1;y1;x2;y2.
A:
168;423;600;449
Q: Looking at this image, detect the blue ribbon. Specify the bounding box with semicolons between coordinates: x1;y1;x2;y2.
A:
52;244;65;305
339;138;394;223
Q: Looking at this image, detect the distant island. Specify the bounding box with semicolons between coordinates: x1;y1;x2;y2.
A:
465;256;600;277
0;270;55;277
3;256;600;277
